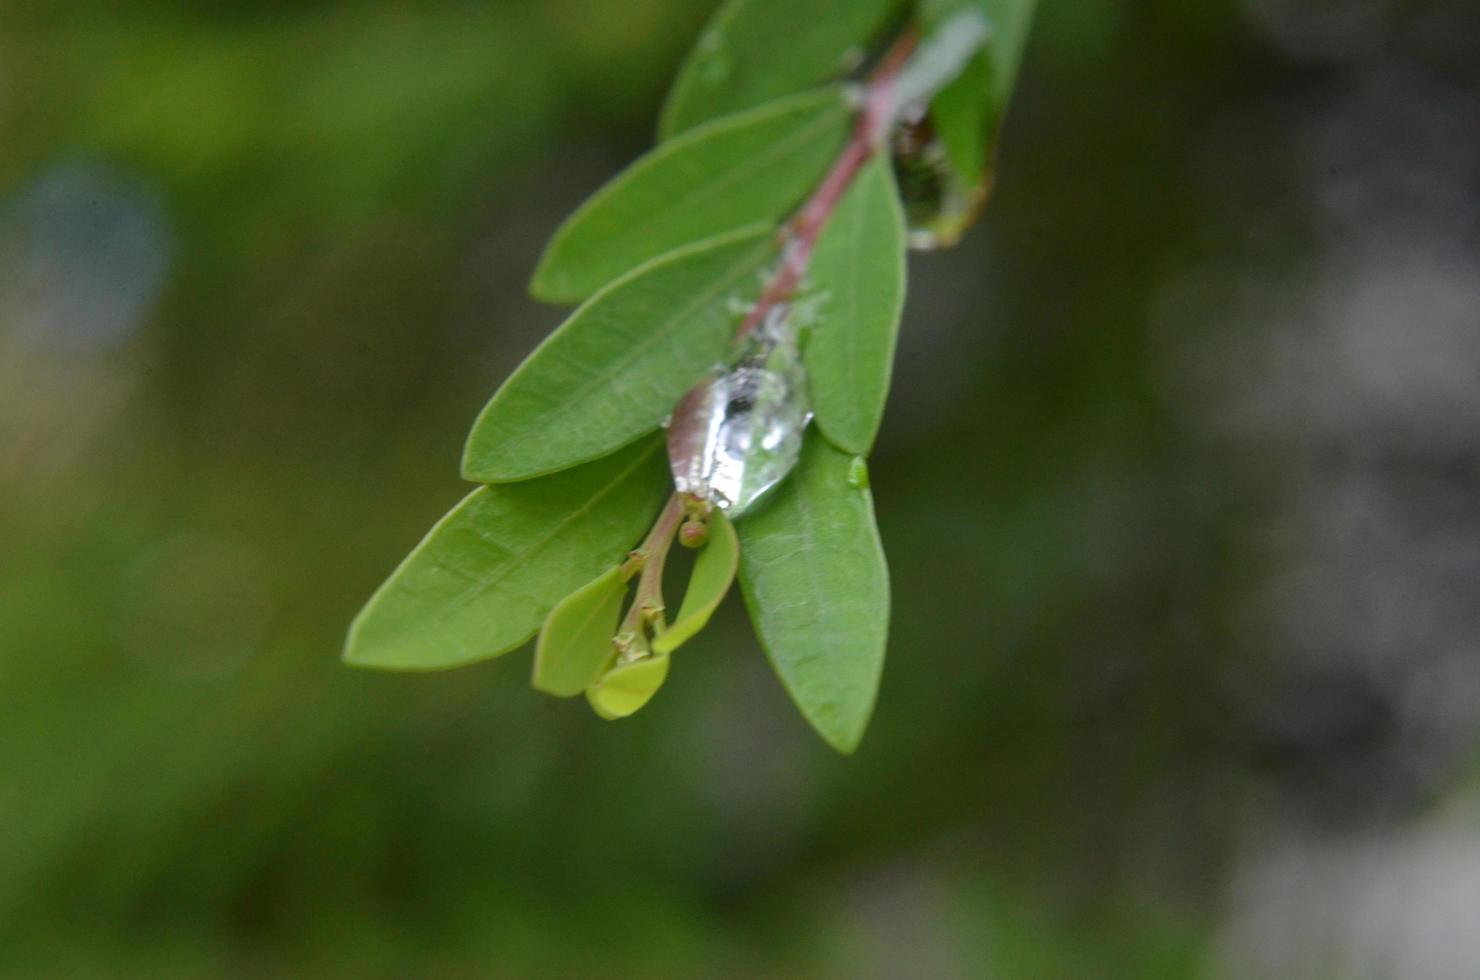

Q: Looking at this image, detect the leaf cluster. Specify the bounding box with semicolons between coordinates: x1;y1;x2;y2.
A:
346;0;1036;753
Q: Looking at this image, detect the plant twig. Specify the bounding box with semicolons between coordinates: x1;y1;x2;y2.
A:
734;28;919;344
637;31;920;607
620;491;685;639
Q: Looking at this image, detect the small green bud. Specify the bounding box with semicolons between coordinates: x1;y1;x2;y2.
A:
679;518;710;548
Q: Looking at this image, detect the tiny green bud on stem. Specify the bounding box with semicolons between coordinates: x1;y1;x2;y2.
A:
679;518;710;548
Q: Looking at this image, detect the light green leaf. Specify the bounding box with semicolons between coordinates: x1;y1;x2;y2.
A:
652;509;739;655
658;0;905;139
586;653;670;720
533;89;850;305
464;226;774;484
345;437;668;671
920;0;1038;187
737;437;889;753
531;566;627;697
804;154;907;455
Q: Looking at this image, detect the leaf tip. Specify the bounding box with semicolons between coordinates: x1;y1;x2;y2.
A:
797;696;873;755
527;252;580;306
457;436;511;485
814;419;872;458
341;613;380;669
826;738;861;756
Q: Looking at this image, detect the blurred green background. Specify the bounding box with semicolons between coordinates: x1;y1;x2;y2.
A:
6;1;1480;977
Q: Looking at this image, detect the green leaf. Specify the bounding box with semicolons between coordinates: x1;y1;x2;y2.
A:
464;226;774;484
920;0;1038;187
345;437;668;671
531;566;628;697
652;509;739;655
892;6;990;110
658;0;906;139
586;653;670;720
532;89;851;305
803;154;907;455
737;437;889;753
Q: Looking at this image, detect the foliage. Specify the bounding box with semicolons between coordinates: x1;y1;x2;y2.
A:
803;154;907;455
346;437;669;671
347;0;1038;752
658;0;907;138
8;0;1414;973
532;88;851;303
462;227;774;481
736;440;889;753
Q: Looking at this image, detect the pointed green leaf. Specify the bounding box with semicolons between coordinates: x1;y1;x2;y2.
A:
920;0;1038;188
532;89;849;305
464;226;774;484
804;155;907;455
531;566;628;697
345;437;668;671
737;437;889;753
658;0;906;139
586;653;671;720
652;509;739;655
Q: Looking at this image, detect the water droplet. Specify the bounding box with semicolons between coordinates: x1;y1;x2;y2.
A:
891;110;989;250
667;306;813;517
847;456;870;490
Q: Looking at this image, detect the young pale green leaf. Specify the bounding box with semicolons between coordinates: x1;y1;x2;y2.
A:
658;0;905;139
345;437;668;671
586;653;670;720
803;155;907;456
920;0;1038;187
652;509;739;655
531;566;628;697
532;89;850;304
737;437;889;754
463;226;774;484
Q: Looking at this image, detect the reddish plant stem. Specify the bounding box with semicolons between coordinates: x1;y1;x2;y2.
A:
634;31;922;607
733;29;919;344
620;492;685;638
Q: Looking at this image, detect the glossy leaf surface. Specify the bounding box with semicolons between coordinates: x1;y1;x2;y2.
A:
804;155;906;455
653;509;739;655
737;437;889;753
345;438;668;671
658;0;904;139
531;566;627;697
533;89;850;304
464;227;774;484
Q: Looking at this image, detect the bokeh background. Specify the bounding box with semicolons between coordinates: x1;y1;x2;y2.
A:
5;1;1480;976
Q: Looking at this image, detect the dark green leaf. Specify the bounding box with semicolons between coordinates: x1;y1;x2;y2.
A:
345;437;668;671
463;226;774;484
586;652;670;720
531;565;627;697
737;437;889;753
652;509;739;655
658;0;905;139
532;89;850;304
803;154;906;455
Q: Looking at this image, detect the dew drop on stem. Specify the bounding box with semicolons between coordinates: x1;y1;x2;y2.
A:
667;305;813;517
